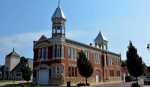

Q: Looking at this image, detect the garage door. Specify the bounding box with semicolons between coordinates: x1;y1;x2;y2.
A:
96;75;99;83
38;69;49;85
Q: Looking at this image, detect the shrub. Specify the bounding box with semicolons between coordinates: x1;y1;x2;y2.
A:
77;83;90;86
125;76;132;82
131;83;140;87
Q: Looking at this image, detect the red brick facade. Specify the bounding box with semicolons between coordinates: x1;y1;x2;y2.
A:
33;41;122;85
32;4;122;85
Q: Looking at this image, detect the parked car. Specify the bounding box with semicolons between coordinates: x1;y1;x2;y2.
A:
125;76;136;82
144;76;150;85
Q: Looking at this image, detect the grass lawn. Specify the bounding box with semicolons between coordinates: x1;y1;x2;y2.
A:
0;83;44;87
0;80;16;82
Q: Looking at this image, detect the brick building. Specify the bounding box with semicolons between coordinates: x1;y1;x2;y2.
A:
33;4;122;85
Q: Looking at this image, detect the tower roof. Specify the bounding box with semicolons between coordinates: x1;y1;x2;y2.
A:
6;48;20;57
94;31;107;43
52;6;66;20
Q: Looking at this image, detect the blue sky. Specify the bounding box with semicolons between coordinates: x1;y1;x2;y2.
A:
0;0;150;66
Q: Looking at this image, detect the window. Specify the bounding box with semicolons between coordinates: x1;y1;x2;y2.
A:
51;65;64;78
68;47;71;58
16;72;21;76
68;66;77;77
75;67;77;76
57;26;61;30
53;45;62;58
68;47;76;60
52;29;56;34
52;66;56;75
68;67;71;77
39;47;47;60
108;58;112;65
110;70;114;76
117;71;120;76
49;69;51;78
73;48;76;59
33;70;36;78
57;29;61;33
95;52;100;64
57;66;59;74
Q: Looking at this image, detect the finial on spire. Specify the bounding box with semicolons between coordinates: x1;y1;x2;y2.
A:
58;0;61;7
13;48;15;52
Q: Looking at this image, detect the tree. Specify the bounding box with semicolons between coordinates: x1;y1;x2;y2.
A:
126;42;145;82
20;57;32;81
77;51;93;85
147;66;150;71
121;60;127;67
22;65;32;81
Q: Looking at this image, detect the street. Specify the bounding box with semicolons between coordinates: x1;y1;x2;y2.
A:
91;82;132;87
0;81;149;87
144;86;150;87
91;82;149;87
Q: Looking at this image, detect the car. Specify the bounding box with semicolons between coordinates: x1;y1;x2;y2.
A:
144;76;150;85
125;76;137;82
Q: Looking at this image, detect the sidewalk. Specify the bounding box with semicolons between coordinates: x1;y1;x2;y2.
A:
54;81;123;87
88;81;123;87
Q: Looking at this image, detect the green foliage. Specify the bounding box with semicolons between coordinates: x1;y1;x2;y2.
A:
147;66;150;71
121;60;127;67
126;42;145;78
20;57;32;81
22;65;32;81
20;57;28;65
77;51;93;85
131;83;140;87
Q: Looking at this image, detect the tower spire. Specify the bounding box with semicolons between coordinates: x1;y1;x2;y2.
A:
51;0;66;38
12;48;15;52
58;0;61;7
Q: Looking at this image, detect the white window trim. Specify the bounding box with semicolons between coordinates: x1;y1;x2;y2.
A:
53;45;64;59
39;47;48;61
68;47;77;61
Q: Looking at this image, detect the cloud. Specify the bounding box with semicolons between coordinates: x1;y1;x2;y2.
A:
0;27;101;52
0;28;101;59
0;30;49;52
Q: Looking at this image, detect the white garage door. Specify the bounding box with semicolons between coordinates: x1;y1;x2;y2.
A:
38;69;49;85
96;75;99;83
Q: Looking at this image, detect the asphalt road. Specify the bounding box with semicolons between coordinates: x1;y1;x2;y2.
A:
91;82;135;87
144;85;150;87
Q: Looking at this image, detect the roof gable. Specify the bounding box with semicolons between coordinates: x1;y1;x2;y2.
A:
6;49;20;57
38;35;48;41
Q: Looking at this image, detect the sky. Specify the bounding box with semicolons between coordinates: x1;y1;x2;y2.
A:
0;0;150;66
